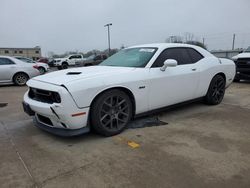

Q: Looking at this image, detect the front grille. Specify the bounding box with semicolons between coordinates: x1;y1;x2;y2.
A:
236;58;250;69
37;114;53;126
29;87;61;104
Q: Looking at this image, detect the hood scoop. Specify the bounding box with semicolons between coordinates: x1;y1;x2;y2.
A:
66;72;82;75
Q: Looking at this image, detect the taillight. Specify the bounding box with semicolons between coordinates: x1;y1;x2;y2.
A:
33;65;39;69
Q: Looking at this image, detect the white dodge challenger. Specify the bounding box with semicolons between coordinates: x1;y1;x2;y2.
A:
23;43;235;136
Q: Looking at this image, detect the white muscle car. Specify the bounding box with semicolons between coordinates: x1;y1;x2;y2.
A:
23;43;235;136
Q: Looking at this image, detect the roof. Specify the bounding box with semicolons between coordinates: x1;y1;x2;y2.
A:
130;43;199;49
128;43;214;58
0;47;41;50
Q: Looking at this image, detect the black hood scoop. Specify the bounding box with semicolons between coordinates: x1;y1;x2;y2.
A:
66;72;82;75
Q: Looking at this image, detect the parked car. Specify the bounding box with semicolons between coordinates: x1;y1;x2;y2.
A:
76;54;108;66
37;57;49;64
0;56;40;86
232;46;250;82
54;54;86;69
48;58;55;67
15;56;49;74
23;43;235;137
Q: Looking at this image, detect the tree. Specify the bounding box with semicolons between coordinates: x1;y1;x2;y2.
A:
186;40;207;49
165;32;207;49
165;36;183;43
184;32;194;42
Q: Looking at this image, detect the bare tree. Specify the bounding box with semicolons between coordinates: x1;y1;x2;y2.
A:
165;36;183;43
184;32;194;42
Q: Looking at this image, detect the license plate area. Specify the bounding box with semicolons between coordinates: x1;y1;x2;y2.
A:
22;102;35;116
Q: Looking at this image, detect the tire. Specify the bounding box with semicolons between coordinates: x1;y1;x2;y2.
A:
13;73;29;86
38;67;46;74
91;89;132;136
61;62;68;69
84;63;93;67
205;74;226;105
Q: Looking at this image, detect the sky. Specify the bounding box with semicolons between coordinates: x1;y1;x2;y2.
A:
0;0;250;56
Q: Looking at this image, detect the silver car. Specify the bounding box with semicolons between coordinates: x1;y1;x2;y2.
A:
0;56;40;86
14;56;49;74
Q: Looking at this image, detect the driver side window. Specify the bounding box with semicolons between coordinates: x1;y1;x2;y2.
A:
152;47;192;67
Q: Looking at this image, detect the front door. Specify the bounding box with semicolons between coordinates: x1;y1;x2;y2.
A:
148;47;200;110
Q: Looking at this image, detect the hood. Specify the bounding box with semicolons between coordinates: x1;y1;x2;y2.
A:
36;62;48;66
32;66;136;86
54;58;67;61
232;52;250;60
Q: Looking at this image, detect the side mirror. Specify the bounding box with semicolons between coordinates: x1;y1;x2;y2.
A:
160;59;177;71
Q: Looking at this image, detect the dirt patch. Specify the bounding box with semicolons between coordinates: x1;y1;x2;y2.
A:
128;116;168;129
0;103;8;108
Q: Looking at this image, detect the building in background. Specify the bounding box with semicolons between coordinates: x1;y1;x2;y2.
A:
0;46;41;60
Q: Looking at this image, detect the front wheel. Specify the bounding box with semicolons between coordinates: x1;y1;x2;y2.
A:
61;63;68;69
91;89;132;136
205;74;226;105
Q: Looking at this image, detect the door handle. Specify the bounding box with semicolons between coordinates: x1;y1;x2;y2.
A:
191;68;197;71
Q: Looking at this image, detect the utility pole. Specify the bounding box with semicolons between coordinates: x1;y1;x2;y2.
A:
232;33;236;50
202;37;205;46
104;23;112;55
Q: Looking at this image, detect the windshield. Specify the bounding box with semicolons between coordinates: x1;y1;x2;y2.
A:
99;47;157;67
86;55;95;60
244;46;250;52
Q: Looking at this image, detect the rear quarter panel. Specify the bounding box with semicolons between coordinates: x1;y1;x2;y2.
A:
195;57;235;98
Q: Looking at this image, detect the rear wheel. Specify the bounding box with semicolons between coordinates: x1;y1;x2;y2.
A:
91;89;132;136
13;73;28;86
38;67;46;74
205;74;226;105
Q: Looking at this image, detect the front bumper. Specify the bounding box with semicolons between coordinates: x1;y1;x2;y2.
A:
33;116;90;136
235;68;250;80
23;83;90;136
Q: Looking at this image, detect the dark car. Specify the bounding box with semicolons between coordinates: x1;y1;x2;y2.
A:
76;54;108;66
232;47;250;82
37;57;49;64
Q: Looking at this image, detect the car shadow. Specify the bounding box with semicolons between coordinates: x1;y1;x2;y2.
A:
42;100;204;142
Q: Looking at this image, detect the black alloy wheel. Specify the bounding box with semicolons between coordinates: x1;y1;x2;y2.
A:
205;74;226;105
91;89;132;136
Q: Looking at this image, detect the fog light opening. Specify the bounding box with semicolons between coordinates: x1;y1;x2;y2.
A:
61;122;67;128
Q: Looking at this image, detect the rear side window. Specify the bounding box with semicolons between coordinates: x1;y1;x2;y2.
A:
186;48;203;63
152;48;192;67
0;58;15;65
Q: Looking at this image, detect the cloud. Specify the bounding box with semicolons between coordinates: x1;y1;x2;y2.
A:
0;0;249;55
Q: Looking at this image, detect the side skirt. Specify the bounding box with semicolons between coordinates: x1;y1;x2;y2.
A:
134;97;204;118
